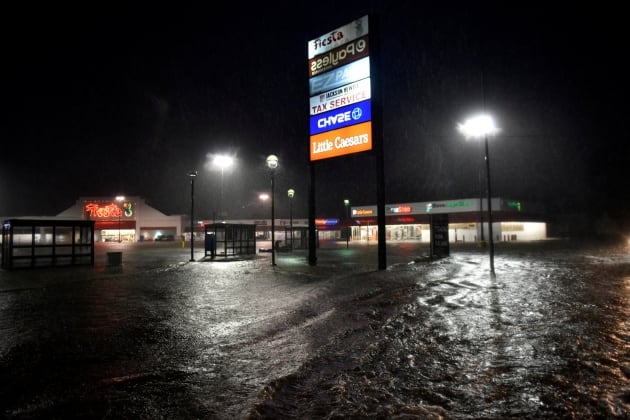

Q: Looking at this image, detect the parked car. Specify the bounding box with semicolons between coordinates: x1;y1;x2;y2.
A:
155;234;175;241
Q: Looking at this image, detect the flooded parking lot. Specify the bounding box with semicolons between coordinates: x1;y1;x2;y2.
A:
1;238;629;418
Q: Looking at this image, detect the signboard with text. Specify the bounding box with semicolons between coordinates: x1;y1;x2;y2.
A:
308;15;372;161
309;100;371;135
430;214;450;257
310;77;371;115
310;121;372;161
83;200;135;220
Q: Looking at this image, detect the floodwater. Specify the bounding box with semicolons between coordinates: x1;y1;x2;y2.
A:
1;238;629;418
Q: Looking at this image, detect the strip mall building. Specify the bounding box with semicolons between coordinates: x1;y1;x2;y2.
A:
346;197;546;243
52;196;545;244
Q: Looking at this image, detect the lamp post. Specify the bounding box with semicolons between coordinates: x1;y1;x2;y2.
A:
266;154;278;266
458;114;499;277
343;199;350;249
115;195;125;242
212;154;234;221
287;188;295;252
188;170;197;262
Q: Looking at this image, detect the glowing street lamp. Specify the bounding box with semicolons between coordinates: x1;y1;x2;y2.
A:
266;154;278;266
115;195;125;242
188;170;197;262
287;188;295;251
212;154;234;221
458;114;499;277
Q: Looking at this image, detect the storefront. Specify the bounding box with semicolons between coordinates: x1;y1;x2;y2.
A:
57;197;183;242
350;197;547;243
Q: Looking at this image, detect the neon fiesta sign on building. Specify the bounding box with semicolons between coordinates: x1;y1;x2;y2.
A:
308;15;372;161
84;201;134;219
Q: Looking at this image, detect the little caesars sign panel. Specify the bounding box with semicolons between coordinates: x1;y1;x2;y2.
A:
308;15;372;161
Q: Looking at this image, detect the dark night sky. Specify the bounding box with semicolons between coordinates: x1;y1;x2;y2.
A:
1;2;627;228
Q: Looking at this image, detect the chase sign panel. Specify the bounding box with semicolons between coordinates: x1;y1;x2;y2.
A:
308;15;372;161
309;100;371;135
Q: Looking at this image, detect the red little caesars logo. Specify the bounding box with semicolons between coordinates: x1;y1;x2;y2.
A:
310;121;372;161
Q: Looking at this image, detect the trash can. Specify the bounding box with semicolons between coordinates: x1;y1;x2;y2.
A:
107;251;122;266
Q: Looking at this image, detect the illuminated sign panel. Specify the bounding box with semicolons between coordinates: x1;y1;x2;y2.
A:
353;208;374;216
425;201;472;213
310;77;371;115
351;199;484;217
310;121;372;161
315;218;339;225
308;16;372;162
308;15;368;59
309;35;369;77
84;201;134;220
506;200;522;211
388;205;412;214
310;100;371;135
309;56;370;96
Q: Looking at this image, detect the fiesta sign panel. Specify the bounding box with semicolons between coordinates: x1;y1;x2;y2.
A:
83;201;134;220
308;15;369;59
308;15;372;162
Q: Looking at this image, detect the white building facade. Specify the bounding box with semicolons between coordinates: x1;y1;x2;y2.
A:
58;197;183;242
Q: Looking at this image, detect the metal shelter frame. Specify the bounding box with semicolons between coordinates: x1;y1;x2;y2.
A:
2;218;95;270
204;223;256;259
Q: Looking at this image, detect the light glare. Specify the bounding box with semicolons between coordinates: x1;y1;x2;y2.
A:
266;154;279;169
458;115;499;139
213;155;234;169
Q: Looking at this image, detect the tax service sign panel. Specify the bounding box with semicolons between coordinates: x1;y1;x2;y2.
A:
309;77;371;115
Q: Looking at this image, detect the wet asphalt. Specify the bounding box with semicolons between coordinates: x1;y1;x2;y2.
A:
1;238;629;418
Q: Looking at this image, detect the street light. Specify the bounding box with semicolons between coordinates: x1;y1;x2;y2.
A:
266;154;278;266
288;188;295;252
188;170;197;262
259;193;269;238
344;199;350;249
115;195;125;242
458;114;499;277
212;154;234;221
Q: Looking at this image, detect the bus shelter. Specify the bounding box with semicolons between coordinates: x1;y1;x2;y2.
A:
204;223;256;259
283;226;308;250
2;218;95;270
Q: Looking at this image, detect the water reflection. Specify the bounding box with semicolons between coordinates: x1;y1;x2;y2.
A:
252;240;630;418
1;240;629;418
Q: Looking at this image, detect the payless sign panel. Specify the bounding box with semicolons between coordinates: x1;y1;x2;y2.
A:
308;15;372;161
